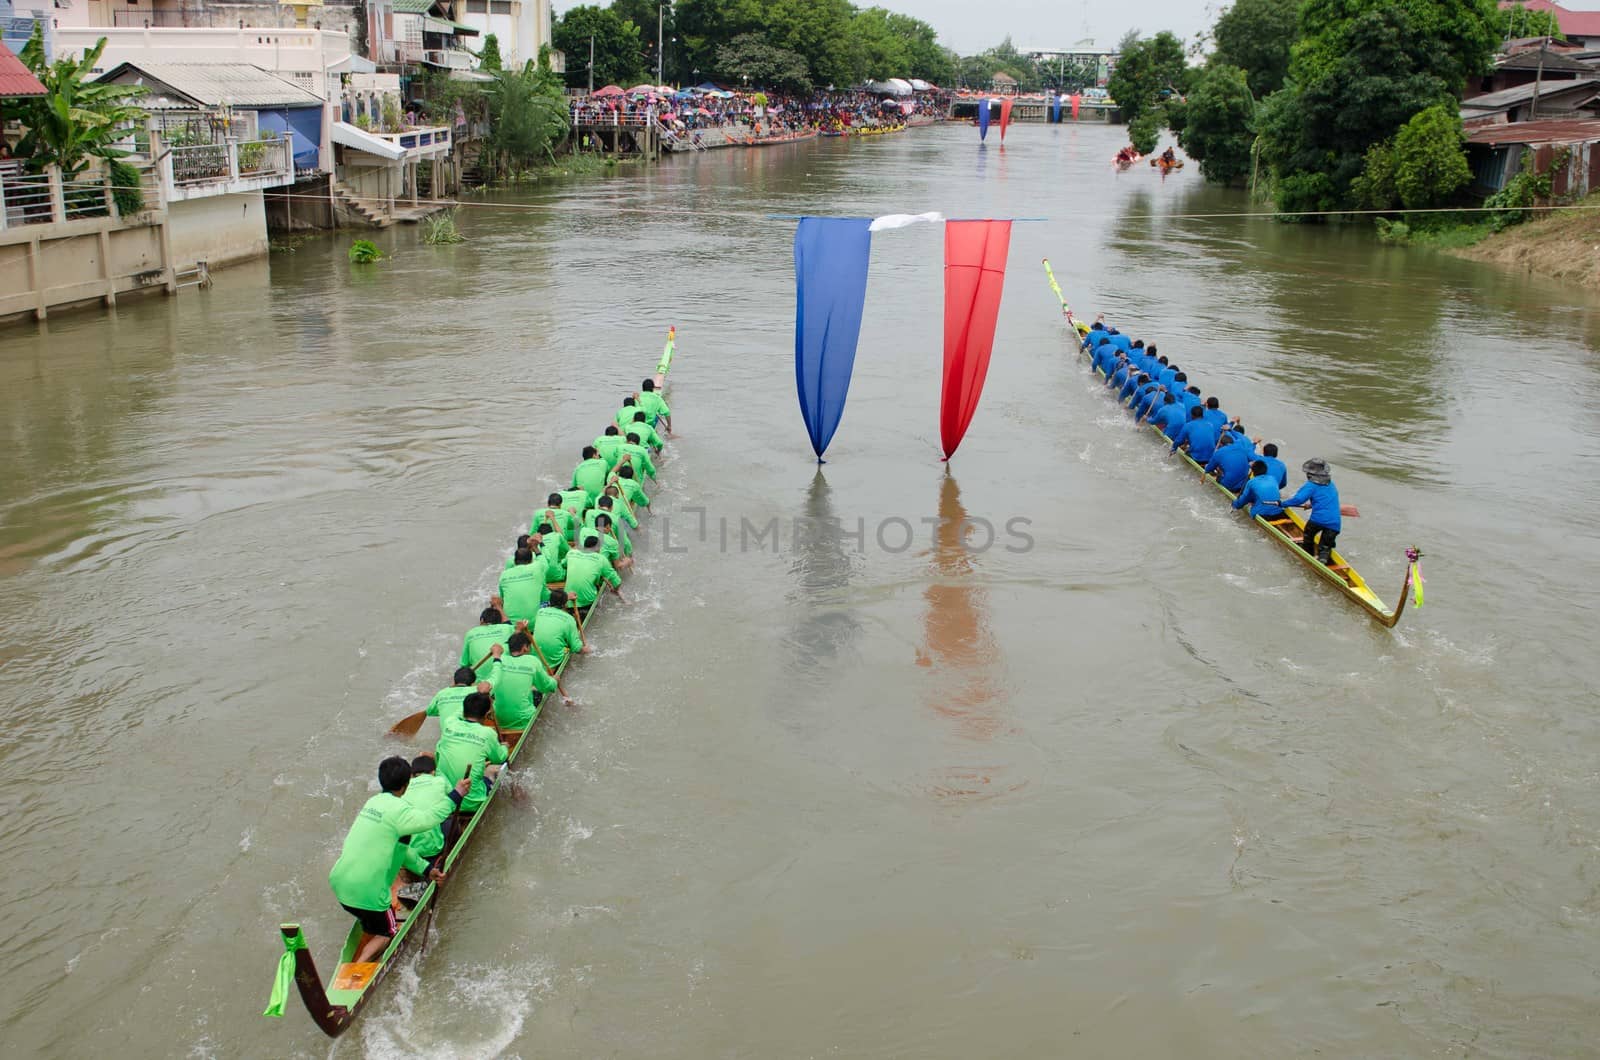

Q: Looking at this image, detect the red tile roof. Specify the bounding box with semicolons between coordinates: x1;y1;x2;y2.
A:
1466;117;1600;144
0;41;46;98
1501;0;1600;39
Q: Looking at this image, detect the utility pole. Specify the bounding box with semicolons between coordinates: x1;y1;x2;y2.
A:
588;34;594;94
1530;36;1547;121
657;3;664;85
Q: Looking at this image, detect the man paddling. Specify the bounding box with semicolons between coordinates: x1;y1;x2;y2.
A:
565;533;625;608
398;755;455;890
1171;406;1220;464
489;628;562;721
459;607;513;677
497;548;549;623
1256;442;1288;489
572;446;610;507
626;410;664;452
425;664;495;729
1233;461;1286;519
594;426;626;470
619;432;658;481
534;493;577;545
1204;433;1252;492
637;378;672;436
1151;394;1186;440
329;757;468;964
614;464;650;510
533;587;588;669
435;692;508;812
1284;457;1343;564
590;512;632;571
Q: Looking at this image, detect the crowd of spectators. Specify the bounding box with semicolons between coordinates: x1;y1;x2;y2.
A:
570;87;950;142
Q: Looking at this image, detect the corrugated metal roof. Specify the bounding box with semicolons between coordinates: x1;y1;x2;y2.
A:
0;40;46;98
1496;48;1597;74
97;62;322;108
1461;79;1600;108
391;0;433;13
1466;118;1600;145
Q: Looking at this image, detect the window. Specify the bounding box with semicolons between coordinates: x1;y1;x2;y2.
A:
489;0;512;12
465;0;487;11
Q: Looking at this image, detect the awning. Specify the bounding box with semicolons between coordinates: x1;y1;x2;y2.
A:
422;16;478;35
332;120;405;161
326;53;377;75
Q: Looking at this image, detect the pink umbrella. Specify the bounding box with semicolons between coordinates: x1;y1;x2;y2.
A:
591;85;624;98
696;107;713;116
626;83;657;95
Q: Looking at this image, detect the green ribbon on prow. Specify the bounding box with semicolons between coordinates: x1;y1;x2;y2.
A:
657;327;676;377
263;928;308;1017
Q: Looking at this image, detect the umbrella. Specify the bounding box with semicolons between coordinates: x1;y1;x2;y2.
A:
591;85;624;97
627;83;657;95
696;106;713;116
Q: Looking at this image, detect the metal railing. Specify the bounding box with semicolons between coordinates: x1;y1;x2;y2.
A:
570;107;658;127
0;160;161;231
170;137;292;187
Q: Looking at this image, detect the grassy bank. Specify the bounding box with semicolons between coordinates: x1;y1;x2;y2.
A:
1371;193;1600;287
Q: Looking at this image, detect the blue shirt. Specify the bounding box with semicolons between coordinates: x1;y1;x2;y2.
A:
1111;332;1133;352
1119;376;1143;403
1203;407;1229;431
1180;390;1203;415
1091;340;1115;374
1134;384;1162;419
1110;363;1131;390
1204;443;1252;491
1284;480;1342;530
1233;476;1285;518
1152;403;1186;439
1258;455;1288;489
1157;368;1177;392
1173;419;1220;463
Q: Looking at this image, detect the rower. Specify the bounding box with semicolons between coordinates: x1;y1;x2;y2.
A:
620;433;658;481
1232;460;1286;519
1257;442;1288;488
1203;396;1230;431
503;533;533;569
535;524;567;584
1091;336;1117;375
490;628;562;722
564;533;625;609
572;446;610;507
1109;354;1133;392
1171;406;1220;464
398;754;455;884
1284;457;1342;565
1132;377;1165;420
594;426;625;469
532;587;588;669
1120;371;1149;405
1204;433;1252;492
626;411;665;452
614;395;642;430
1157;361;1179;393
1151;394;1186;440
328;756;466;964
638;378;672;436
459;607;513;677
435;692;508;813
425;664;494;729
497;547;549;623
591;511;632;571
557;486;589;520
614;464;650;510
534;492;577;544
601;485;639;530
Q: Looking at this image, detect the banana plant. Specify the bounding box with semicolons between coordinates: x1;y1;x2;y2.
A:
12;26;148;179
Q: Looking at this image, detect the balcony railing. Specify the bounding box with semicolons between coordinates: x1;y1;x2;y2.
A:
1;160;161;231
371;127;453;153
170;137;292;188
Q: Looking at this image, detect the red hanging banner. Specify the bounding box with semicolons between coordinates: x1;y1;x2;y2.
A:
999;97;1014;141
940;219;1013;460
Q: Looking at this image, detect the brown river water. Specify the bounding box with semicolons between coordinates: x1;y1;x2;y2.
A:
3;123;1600;1058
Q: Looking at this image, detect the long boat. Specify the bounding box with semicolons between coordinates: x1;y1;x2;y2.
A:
1041;264;1419;627
743;128;820;147
264;332;679;1036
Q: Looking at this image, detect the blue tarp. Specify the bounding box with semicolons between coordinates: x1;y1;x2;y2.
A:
977;98;990;141
255;105;323;171
794;217;874;461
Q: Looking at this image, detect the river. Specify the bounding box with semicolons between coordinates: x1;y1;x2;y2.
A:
3;122;1600;1058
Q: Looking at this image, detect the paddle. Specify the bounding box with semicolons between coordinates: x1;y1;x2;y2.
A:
388;647;497;737
520;616;572;706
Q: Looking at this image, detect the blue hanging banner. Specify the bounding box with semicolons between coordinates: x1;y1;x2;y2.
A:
1050;94;1061;123
794;217;874;461
977;98;991;141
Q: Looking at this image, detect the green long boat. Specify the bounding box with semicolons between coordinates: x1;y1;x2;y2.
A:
264;335;677;1037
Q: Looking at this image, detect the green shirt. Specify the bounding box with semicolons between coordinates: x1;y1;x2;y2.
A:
425;684;473;727
459;622;512;673
531;505;575;543
583;510;632;556
558;489;589;518
572;457;610;504
400;773;454;859
489;652;557;731
601;493;639;529
538;534;567;583
435;715;508;813
564;549;622;607
637;390;670;422
622;419;663;450
532;606;584;669
618;442;657;480
594;434;625;469
615;403;645;429
497;559;549;622
329;791;453;911
617;476;650;509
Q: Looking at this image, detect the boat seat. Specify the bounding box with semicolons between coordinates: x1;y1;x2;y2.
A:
332;962;379;991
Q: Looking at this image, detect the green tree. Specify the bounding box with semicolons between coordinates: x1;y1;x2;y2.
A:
1392;103;1471;208
714;32;812;91
13;27;147;177
1107;31;1187;124
852;7;911;79
1177;64;1256;185
485;63;570;172
478;32;503;72
1350;139;1398;209
1211;0;1296;97
1495;1;1563;41
613;0;675;81
1127;109;1164;154
553;4;648;89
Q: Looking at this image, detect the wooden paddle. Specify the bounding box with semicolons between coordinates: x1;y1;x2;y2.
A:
388;647;497;737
